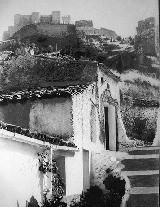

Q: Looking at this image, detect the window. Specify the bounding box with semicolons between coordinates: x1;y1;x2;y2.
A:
104;107;109;150
92;86;94;94
101;77;104;84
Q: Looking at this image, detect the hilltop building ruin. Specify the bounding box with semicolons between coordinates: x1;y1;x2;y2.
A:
3;11;71;40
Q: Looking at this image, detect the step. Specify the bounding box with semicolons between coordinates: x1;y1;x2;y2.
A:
125;154;159;159
123;170;159;176
122;158;159;171
129;174;159;187
135;146;160;150
130;186;159;194
129;147;160;155
126;194;159;207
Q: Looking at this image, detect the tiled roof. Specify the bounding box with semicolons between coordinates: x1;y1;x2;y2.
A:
0;121;76;148
0;85;87;104
99;63;120;81
1;57;98;92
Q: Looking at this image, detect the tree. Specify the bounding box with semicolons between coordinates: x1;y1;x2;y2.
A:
116;36;122;41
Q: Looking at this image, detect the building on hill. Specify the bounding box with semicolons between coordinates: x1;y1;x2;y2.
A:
14;14;22;28
31;12;40;24
8;26;16;37
76;26;95;36
136;17;155;36
11;23;76;42
75;19;94;36
52;11;61;24
14;14;32;31
3;11;62;40
2;31;10;41
62;15;71;24
75;20;93;27
40;15;52;24
75;19;117;39
135;17;156;58
0;59;128;206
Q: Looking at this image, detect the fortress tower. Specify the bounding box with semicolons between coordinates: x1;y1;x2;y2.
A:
31;12;40;24
62;15;71;24
52;11;61;24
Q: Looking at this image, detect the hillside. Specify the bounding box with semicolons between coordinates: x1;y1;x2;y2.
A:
119;70;160;144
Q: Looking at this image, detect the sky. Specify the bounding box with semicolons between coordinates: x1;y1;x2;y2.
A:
0;0;158;40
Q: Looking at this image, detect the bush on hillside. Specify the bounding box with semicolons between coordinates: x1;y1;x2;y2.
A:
70;171;126;207
122;107;157;144
103;174;126;207
132;117;155;143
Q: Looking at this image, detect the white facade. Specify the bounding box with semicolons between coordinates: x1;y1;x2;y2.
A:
0;65;128;206
0;130;44;207
0;129;78;207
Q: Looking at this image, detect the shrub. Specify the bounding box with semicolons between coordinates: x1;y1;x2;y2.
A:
70;173;126;207
103;173;126;207
27;195;67;207
70;186;106;207
27;196;39;207
116;36;122;42
41;196;67;207
132;117;155;143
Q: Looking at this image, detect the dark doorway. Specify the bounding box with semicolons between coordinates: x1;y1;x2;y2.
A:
83;150;90;191
55;156;66;195
116;111;119;151
104;107;109;150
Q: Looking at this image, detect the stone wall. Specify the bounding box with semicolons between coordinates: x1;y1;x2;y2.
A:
37;24;70;37
0;97;73;138
135;17;156;56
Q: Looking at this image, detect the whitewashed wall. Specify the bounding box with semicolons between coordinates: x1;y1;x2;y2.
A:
0;137;43;207
30;98;73;137
65;69;130;199
0;97;73;138
67;79;119;197
98;68;129;144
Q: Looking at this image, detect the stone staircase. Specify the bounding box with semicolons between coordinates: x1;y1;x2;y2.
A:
122;146;159;207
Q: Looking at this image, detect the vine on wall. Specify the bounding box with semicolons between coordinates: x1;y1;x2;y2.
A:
38;149;65;199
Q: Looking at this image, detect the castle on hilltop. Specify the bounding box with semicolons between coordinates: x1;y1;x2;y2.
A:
2;12;117;42
3;11;71;40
